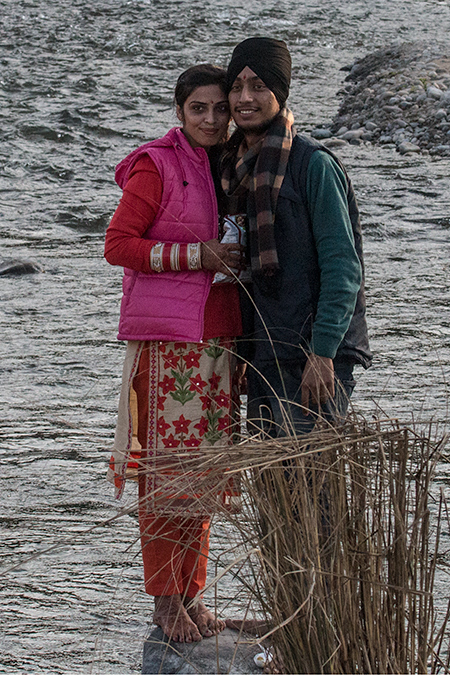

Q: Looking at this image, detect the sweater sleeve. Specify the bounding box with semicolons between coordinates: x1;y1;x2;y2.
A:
306;150;362;359
104;155;162;273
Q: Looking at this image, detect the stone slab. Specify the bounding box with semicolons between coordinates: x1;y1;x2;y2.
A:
142;626;263;674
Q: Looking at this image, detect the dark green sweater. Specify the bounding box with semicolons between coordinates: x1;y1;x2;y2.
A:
306;150;361;359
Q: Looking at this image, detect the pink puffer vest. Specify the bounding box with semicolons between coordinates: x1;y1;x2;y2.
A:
115;127;217;342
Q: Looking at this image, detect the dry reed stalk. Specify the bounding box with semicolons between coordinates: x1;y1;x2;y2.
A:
137;416;449;673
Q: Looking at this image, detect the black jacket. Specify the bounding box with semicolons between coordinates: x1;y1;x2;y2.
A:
237;134;372;369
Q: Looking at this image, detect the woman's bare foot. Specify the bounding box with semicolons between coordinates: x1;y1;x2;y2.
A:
184;598;226;638
154;594;202;643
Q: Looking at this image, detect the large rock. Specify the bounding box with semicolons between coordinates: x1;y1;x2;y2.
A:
142;627;264;674
398;141;421;154
314;42;450;156
0;258;43;276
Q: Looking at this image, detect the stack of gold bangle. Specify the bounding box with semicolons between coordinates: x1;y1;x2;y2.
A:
150;242;202;272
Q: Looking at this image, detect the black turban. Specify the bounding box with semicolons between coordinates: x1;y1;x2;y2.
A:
226;37;292;105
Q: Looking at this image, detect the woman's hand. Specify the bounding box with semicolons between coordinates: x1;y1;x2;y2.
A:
201;239;246;275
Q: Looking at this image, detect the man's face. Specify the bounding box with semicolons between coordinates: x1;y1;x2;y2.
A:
228;66;281;135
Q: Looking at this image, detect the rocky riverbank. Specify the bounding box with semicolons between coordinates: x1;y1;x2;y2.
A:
311;42;450;157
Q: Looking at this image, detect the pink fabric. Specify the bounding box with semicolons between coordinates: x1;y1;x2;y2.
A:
116;127;218;342
105;155;242;340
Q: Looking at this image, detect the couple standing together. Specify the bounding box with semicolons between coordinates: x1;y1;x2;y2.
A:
105;37;372;643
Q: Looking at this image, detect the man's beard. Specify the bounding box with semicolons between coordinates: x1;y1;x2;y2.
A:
237;115;276;137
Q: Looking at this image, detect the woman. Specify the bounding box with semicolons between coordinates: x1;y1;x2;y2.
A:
104;65;245;644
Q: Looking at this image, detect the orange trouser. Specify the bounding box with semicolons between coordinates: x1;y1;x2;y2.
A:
134;345;210;598
138;504;210;597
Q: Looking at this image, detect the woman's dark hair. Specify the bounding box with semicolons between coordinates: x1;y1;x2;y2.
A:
174;64;227;110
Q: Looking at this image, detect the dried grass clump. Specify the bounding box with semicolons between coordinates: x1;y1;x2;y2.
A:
141;415;450;673
219;418;450;674
123;408;450;673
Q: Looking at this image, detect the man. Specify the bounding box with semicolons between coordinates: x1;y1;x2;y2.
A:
220;37;372;436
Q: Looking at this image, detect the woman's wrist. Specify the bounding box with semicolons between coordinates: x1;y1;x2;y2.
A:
149;242;202;272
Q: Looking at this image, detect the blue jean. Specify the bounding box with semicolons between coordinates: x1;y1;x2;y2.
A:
247;359;356;532
247;359;355;437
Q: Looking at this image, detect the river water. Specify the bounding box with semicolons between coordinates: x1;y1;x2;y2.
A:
1;0;449;672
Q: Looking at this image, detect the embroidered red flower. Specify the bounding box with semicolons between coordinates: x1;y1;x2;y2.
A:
163;349;181;370
157;395;167;411
162;433;181;448
208;372;221;391
189;374;207;392
194;417;209;436
183;350;201;368
157;418;171;437
173;414;191;435
174;342;187;351
159;375;176;394
199;394;212;411
184;435;202;448
218;416;230;432
215;389;230;408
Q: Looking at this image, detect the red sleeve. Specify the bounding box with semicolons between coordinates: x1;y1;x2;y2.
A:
104;155;163;273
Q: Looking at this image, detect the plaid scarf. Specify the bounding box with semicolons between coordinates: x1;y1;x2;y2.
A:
221;107;296;280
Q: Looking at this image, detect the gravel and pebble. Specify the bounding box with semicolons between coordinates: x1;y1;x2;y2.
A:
310;42;450;157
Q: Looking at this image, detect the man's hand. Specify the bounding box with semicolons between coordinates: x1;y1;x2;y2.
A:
201;239;246;275
301;353;335;412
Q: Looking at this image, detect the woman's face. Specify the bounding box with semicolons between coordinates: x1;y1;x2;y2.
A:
177;84;230;148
